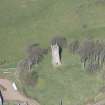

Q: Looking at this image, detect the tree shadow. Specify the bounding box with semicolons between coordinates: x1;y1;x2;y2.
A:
59;46;62;61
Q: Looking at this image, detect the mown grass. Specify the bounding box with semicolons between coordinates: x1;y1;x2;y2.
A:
0;0;105;105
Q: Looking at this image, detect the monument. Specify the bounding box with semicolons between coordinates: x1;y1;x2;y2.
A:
51;43;61;66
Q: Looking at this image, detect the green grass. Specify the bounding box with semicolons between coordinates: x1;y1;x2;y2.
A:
24;51;103;105
0;0;105;105
0;0;105;63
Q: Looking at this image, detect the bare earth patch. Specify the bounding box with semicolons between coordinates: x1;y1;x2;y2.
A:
0;79;39;105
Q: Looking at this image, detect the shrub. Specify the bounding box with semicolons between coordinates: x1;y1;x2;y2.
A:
19;69;38;87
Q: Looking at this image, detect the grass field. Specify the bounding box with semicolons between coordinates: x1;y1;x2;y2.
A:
1;0;105;64
23;52;103;105
0;0;105;105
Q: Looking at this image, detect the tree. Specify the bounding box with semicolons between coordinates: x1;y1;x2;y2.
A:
51;36;67;62
26;44;48;69
100;48;105;66
86;62;100;72
17;58;31;72
94;40;103;65
68;40;80;54
17;44;48;72
51;36;67;48
78;38;95;68
26;43;40;55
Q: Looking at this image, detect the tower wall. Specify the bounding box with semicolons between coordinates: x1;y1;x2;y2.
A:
51;44;61;66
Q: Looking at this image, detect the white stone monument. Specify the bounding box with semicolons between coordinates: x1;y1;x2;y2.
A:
51;43;61;66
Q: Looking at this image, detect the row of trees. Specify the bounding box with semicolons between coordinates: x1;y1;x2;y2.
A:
69;38;105;72
17;44;48;72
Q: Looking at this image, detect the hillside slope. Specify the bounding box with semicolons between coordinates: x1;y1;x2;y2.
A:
0;0;105;64
0;0;105;105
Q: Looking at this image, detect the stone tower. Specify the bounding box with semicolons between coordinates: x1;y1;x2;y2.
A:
51;43;61;66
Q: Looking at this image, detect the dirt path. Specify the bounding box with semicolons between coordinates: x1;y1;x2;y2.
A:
0;79;40;105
